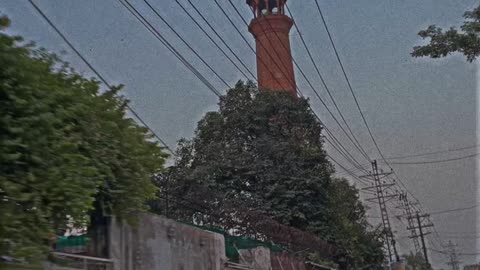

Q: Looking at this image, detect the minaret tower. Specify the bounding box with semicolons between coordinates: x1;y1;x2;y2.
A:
247;0;296;95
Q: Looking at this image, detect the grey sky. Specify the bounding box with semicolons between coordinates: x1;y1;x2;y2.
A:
2;0;478;268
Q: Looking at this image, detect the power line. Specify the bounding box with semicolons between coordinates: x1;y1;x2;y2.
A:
313;0;385;163
131;1;371;186
174;2;367;179
211;0;290;92
133;0;370;182
310;5;436;233
437;231;479;235
375;166;436;249
212;1;370;176
382;159;446;250
212;0;370;174
133;2;370;184
285;3;371;163
426;234;443;252
323;126;370;174
170;0;251;81
389;153;479;165
116;0;221;97
431;248;480;256
324;141;372;187
233;1;373;166
156;193;334;256
139;0;231;89
310;0;449;237
403;190;446;250
334;165;367;178
457;252;480;256
397;191;421;253
361;160;399;264
188;0;368;175
442;235;480;239
430;224;448;250
309;1;434;221
27;0;176;156
26;2;453;257
428;248;449;254
429;205;478;216
180;0;257;82
386;144;479;160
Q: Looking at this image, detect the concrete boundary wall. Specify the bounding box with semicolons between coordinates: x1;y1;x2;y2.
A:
238;247;339;270
108;213;226;270
239;247;315;270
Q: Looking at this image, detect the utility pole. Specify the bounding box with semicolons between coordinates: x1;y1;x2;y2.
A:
398;192;421;254
361;160;399;267
406;212;433;268
446;241;460;270
416;212;431;268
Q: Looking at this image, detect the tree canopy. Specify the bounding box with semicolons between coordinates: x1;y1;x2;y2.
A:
0;17;167;261
156;81;385;268
412;4;480;62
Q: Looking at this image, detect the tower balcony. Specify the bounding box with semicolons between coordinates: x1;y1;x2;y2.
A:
246;0;288;18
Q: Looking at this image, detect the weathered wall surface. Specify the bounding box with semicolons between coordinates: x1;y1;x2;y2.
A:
271;251;306;270
239;247;271;270
109;213;226;270
238;247;310;270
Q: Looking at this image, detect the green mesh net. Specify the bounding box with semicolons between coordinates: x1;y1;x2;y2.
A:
55;235;90;253
183;223;285;262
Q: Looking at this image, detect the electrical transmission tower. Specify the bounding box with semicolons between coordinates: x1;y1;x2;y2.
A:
446;241;460;270
398;192;421;254
406;211;433;268
361;160;399;266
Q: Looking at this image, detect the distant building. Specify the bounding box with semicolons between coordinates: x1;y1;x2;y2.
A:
464;264;480;270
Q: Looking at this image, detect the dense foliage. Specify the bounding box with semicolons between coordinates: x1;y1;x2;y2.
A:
0;17;167;261
403;252;432;270
325;178;385;268
157;81;384;268
412;5;480;62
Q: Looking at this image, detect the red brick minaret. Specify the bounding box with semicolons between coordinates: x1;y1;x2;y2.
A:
247;0;296;95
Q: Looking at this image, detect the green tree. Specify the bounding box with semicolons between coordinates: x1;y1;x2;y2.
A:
169;81;332;231
412;5;480;62
326;178;385;268
160;81;384;268
0;17;167;261
404;252;432;270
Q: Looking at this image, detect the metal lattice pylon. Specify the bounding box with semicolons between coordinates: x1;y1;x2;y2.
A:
361;160;399;266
